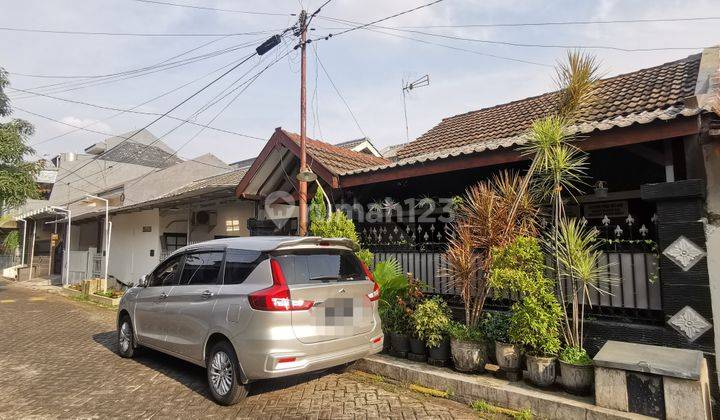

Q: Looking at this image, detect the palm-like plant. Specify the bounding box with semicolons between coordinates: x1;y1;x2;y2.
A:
552;218;607;350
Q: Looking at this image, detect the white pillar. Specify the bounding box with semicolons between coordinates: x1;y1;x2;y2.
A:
27;220;36;281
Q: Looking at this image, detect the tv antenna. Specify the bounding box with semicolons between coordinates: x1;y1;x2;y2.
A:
402;74;430;142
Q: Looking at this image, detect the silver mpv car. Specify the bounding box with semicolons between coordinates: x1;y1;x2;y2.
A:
116;236;383;405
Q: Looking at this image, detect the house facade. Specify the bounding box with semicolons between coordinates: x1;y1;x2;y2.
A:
11;130;255;287
236;47;720;398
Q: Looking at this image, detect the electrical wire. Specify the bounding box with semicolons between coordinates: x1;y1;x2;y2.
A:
395;15;720;28
307;0;443;43
131;0;294;17
9;36;233;80
341;24;553;67
0;25;280;37
50;40;292;193
122;49;293;200
9;40;261;98
25;55;267;148
53;50;261;186
313;48;366;137
316;15;708;52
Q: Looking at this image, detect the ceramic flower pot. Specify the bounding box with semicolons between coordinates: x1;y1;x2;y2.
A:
495;341;522;371
390;333;410;357
525;354;556;388
450;338;487;373
559;360;594;395
427;337;451;365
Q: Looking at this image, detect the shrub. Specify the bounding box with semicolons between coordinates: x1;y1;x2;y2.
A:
412;296;451;348
308;196;373;266
481;311;511;343
447;321;484;343
508;286;562;356
559;346;592;366
382;302;411;335
490;237;562;356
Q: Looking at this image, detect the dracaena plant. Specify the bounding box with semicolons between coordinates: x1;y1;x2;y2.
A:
551;217;609;360
443;171;538;329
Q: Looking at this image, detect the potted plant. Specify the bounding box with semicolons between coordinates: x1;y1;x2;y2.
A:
384;303;411;357
553;218;606;395
508;285;562;388
448;321;487;373
558;346;593;395
412;296;452;365
398;273;427;361
442;171;538;372
492;237;563;387
373;258;408;353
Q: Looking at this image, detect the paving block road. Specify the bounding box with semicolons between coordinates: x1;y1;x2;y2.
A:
0;280;479;419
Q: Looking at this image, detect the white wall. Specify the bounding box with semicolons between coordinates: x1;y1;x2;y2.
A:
158;200;255;245
108;209;161;285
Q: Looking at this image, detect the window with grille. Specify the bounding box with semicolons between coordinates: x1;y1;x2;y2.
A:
225;219;240;232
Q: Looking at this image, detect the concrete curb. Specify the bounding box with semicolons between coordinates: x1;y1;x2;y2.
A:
355;354;652;420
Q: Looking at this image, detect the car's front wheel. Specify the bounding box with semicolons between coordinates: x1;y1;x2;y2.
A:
117;316;136;358
206;340;249;405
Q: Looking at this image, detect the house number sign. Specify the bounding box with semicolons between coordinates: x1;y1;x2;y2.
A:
583;201;628;219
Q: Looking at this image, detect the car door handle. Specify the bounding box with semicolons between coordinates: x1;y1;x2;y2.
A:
201;290;213;299
158;292;168;300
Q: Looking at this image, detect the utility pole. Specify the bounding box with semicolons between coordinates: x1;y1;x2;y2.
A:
298;10;309;236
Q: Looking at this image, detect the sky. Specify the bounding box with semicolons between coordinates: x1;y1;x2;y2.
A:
1;0;718;164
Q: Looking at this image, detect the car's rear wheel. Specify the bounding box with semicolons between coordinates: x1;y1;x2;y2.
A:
117;316;136;358
206;340;249;405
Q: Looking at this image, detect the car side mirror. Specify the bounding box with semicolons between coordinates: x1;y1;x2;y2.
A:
138;275;148;287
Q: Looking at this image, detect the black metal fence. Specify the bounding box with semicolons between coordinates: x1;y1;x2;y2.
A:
368;244;663;323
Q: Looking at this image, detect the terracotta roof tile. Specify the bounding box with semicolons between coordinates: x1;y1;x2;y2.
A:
395;53;702;160
281;130;390;174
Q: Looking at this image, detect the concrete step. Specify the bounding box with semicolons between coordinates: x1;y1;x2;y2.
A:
354;354;651;420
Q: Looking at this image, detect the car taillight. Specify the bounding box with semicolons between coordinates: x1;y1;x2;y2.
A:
361;261;380;302
248;259;314;311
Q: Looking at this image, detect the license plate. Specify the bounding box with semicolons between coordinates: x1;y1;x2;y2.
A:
324;298;354;321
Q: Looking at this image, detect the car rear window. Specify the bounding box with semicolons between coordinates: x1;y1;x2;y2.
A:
273;249;366;285
224;249;266;285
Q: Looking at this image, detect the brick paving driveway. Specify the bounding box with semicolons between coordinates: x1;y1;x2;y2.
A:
0;281;477;419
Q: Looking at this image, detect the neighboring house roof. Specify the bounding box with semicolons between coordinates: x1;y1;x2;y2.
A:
100;141;182;168
335;138;366;149
335;137;383;157
231;157;256;169
122;153;230;205
159;168;248;200
84;129;175;155
282;130;389;174
45;130;183;208
379;143;406;161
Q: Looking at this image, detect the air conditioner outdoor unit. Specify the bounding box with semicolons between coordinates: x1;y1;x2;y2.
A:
193;210;217;227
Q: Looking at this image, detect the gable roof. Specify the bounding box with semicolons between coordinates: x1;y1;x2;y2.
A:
235;128;391;197
100;141;182;168
282;130;389;174
395;53;703;161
